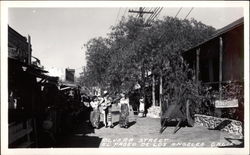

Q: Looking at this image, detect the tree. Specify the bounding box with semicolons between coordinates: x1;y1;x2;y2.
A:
148;17;215;120
138;17;215;106
80;16;216;108
105;16;145;94
82;37;111;92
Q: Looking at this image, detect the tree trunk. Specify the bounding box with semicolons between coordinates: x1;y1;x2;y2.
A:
219;37;223;100
152;74;155;106
159;71;163;108
141;64;146;99
196;48;200;84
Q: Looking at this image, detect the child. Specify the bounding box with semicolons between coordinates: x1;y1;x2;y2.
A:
138;97;145;117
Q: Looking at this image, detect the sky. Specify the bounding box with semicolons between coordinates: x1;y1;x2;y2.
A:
8;7;244;77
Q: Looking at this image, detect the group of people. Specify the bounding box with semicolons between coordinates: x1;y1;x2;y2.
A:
89;93;114;128
86;93;138;129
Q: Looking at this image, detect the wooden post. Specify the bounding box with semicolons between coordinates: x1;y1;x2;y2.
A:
28;35;31;65
219;37;223;100
152;74;156;106
196;48;200;83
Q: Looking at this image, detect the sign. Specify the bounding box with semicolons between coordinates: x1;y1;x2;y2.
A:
215;99;239;108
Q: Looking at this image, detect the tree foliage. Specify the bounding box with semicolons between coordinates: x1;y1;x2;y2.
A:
80;16;216;100
83;37;111;89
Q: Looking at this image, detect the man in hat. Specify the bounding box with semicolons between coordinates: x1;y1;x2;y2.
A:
100;91;114;128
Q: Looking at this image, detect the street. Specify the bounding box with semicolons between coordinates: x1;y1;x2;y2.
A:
56;112;243;148
6;6;246;152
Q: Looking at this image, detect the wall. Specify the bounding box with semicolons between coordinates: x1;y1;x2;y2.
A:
195;114;243;138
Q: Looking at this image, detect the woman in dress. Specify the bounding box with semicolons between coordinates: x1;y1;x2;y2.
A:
119;93;130;128
90;96;101;128
138;96;145;117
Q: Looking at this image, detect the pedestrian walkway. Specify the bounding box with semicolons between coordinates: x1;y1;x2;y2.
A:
56;114;243;148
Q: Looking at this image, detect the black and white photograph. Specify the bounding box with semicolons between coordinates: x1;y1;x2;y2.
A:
1;1;249;155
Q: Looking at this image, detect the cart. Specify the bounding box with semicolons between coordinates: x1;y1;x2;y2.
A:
160;88;197;134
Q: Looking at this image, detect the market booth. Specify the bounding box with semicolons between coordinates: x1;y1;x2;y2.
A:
8;26;61;148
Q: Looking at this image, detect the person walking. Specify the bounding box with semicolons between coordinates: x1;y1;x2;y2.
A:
138;96;145;117
90;96;101;129
99;93;108;127
106;96;114;128
119;93;130;128
100;92;114;128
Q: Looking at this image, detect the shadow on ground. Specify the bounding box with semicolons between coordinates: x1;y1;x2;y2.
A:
162;120;189;127
159;119;193;134
217;137;244;148
208;120;232;130
111;120;136;129
113;121;119;127
128;121;136;128
56;135;102;148
55;121;102;148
